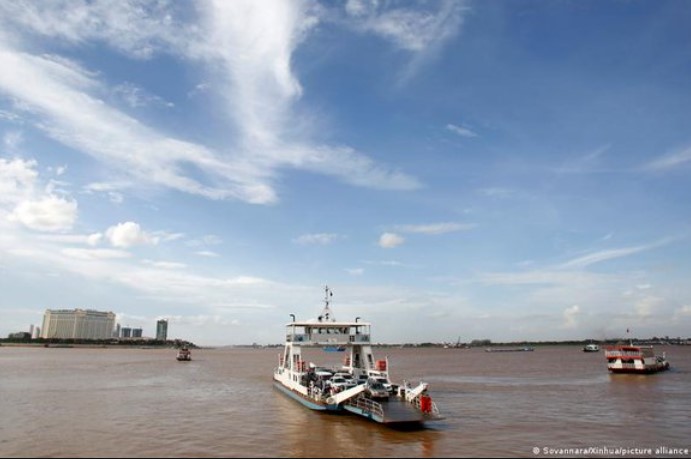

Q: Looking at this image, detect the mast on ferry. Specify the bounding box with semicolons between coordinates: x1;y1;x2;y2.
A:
318;285;336;322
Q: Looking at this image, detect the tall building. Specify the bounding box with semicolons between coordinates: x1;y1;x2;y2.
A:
121;327;132;338
156;319;168;341
40;309;116;340
132;328;143;338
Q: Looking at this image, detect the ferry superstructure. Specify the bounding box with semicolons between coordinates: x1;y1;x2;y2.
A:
272;286;443;425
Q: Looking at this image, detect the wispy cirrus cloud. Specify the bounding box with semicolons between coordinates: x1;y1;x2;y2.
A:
446;123;477;138
394;222;476;235
0;48;276;203
344;0;465;53
342;0;467;84
643;145;691;171
0;0;420;208
558;239;673;270
293;233;344;245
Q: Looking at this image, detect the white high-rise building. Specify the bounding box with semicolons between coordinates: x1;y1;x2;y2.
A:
40;309;116;340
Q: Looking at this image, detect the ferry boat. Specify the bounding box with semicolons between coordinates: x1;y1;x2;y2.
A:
604;343;669;374
176;347;192;361
273;286;443;425
485;346;534;353
583;343;600;352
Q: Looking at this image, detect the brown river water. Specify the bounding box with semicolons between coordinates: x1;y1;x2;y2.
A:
1;345;689;458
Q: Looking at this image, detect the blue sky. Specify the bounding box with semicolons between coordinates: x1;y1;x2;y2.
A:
1;0;690;346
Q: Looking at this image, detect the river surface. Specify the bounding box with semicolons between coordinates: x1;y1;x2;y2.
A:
1;345;689;458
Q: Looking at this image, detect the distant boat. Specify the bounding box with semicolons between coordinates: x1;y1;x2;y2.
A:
176;347;192;361
583;343;600;352
604;343;669;374
485;346;534;353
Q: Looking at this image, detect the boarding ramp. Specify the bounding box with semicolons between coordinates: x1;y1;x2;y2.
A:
326;384;365;405
402;381;429;402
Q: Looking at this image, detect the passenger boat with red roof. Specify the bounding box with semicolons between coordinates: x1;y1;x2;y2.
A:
604;343;669;374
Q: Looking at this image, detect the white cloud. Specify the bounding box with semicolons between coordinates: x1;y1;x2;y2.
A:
186;234;222;247
142;260;187;270
112;82;174;109
346;268;364;275
379;232;404;248
559;240;671;270
293;233;343;245
9;195;77;232
644;145;691;171
194;250;219;258
0;157;37;204
634;296;661;318
477;187;515;199
87;233;103;246
105;221;157;248
3;130;24;151
344;0;464;53
395;222;475;235
62;247;131;260
0;1;193;60
562;304;580;329
674;305;691;318
0;2;421;205
446;123;477;138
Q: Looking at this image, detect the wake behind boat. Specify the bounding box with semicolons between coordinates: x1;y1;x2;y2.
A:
273;286;443;426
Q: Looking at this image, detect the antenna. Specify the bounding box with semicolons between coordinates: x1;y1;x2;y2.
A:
319;285;336;322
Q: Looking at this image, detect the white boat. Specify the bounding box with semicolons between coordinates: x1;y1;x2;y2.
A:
273;286;443;425
176;347;191;361
583;343;600;352
604;343;669;374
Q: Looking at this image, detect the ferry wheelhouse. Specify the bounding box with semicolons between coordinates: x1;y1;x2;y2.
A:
273;286;443;425
604;344;669;374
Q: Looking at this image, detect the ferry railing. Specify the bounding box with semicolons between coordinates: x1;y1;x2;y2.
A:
345;396;384;419
409;394;441;417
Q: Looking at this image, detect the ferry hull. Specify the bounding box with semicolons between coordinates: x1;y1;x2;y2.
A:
608;368;665;374
273;381;340;412
607;363;670;374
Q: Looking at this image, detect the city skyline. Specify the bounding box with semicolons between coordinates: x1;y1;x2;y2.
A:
1;1;690;346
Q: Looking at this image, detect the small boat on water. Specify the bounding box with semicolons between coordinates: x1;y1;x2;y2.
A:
273;286;443;426
485;346;534;353
583;343;600;352
176;347;192;361
604;343;669;374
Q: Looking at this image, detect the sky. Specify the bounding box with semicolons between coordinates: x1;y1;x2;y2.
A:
1;0;690;346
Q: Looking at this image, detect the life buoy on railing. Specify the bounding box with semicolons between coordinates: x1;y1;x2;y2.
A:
375;359;387;371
